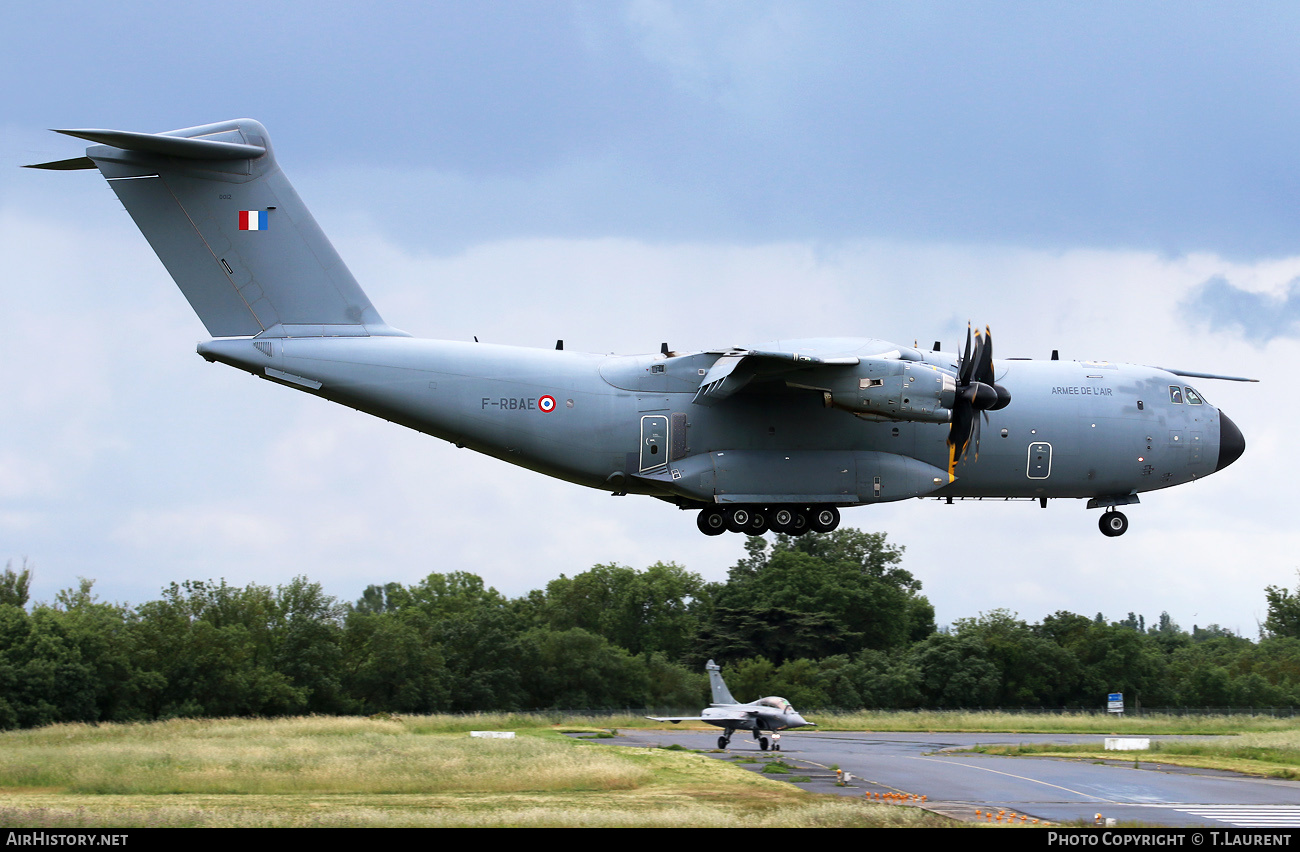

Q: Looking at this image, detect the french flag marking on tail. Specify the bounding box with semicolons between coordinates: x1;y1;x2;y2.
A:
238;210;268;230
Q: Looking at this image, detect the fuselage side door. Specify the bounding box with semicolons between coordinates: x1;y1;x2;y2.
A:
640;414;669;473
1027;442;1052;479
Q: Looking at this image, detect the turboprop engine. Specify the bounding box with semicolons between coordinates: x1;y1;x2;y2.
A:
819;358;958;423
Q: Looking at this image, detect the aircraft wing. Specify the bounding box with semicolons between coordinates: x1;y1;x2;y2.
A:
1153;367;1259;383
694;349;860;406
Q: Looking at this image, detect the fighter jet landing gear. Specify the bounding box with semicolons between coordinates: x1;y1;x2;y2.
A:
718;728;734;750
1099;510;1129;537
696;505;840;537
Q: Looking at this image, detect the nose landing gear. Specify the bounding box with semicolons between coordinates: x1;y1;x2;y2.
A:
1099;510;1129;537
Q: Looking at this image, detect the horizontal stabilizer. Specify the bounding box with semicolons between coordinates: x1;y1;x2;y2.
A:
53;128;265;160
23;156;96;170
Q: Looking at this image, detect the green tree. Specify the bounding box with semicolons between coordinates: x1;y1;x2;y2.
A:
0;560;32;609
132;579;306;717
708;530;934;660
341;610;450;713
539;562;708;659
518;627;649;709
952;609;1078;705
1263;575;1300;639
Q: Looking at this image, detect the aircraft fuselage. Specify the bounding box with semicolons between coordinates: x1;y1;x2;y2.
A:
197;334;1240;512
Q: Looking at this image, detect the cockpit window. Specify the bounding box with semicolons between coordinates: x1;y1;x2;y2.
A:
1168;386;1183;404
758;696;793;713
1185;387;1204;405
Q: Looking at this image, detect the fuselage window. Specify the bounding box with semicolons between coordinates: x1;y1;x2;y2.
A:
1185;387;1203;405
1168;386;1183;404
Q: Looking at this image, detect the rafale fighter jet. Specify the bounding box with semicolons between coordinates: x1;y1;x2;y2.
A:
30;120;1252;537
647;660;812;751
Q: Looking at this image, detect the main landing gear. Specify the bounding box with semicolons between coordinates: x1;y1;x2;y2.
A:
696;505;840;537
716;730;779;751
1099;510;1129;537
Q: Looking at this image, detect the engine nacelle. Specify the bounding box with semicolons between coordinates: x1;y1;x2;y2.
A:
822;359;956;423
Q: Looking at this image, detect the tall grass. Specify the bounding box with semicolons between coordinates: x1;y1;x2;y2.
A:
0;798;954;828
0;716;647;795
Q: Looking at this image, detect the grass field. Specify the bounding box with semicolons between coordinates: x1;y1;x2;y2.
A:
970;729;1300;780
806;710;1300;736
0;716;953;828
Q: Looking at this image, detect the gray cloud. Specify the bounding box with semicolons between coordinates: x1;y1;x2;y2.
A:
1182;276;1300;343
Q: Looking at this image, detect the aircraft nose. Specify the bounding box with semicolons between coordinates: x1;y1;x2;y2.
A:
1216;411;1246;472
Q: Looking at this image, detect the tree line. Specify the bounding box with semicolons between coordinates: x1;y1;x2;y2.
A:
2;532;1299;729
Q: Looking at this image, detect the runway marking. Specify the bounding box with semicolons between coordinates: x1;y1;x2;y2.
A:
1153;805;1300;828
910;755;1113;802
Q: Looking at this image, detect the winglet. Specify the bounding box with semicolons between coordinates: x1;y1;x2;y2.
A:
23;156;96;170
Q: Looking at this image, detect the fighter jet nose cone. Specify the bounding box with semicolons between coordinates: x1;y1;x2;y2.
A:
1217;411;1246;472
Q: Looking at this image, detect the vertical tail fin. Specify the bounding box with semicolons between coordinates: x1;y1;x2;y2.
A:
705;659;739;705
33;119;404;339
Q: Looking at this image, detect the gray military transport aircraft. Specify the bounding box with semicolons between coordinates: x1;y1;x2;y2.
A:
647;660;813;751
30;119;1252;538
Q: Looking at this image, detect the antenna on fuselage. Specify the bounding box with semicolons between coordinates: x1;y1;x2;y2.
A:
1051;349;1059;360
556;340;564;350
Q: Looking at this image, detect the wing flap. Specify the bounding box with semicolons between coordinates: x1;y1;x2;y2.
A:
693;350;861;406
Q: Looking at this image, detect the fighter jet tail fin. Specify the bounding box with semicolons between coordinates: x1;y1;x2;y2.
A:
705;659;739;705
41;120;405;339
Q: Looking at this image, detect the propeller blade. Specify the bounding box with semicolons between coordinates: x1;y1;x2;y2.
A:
974;326;995;386
947;323;1009;474
959;325;974;385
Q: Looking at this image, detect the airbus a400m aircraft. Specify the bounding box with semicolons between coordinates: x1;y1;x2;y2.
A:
31;119;1251;538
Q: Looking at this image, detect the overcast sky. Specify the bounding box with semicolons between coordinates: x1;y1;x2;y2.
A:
1;1;1294;637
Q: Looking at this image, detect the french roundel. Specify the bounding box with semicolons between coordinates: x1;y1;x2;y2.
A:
538;395;556;413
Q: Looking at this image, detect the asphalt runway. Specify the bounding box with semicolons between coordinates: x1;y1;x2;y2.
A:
592;729;1300;828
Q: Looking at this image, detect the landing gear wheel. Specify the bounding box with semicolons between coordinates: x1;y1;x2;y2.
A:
697;508;726;536
770;507;796;534
810;506;840;533
744;509;769;537
724;507;752;534
718;736;728;750
1099;510;1129;537
773;743;781;752
790;509;810;536
758;737;769;751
